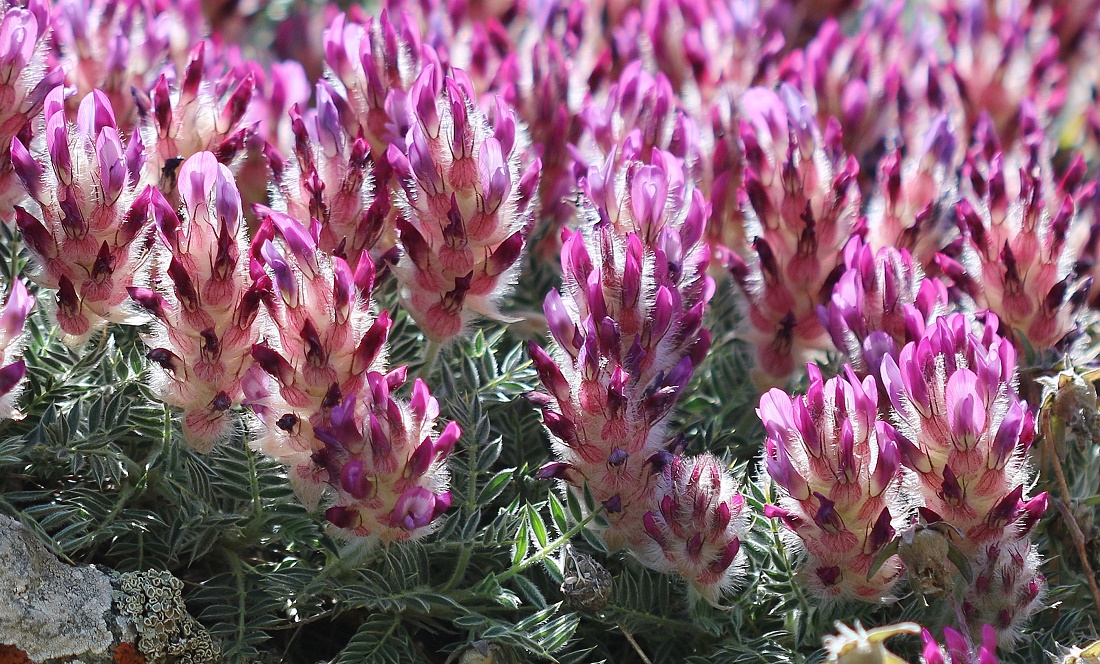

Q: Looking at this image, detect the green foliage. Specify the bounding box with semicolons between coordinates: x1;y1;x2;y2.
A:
2;264;1099;663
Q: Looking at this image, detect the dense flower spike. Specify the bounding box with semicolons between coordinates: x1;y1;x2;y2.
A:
959;104;1095;347
322;9;430;155
244;204;456;542
8;0;1100;658
634;0;781;105
864;112;961;269
785;4;933;169
883;313;1045;638
15;88;151;345
504;17;586;255
0;278;34;419
940;0;1067;140
310;377;457;543
638;454;749;604
532;148;713;552
245;205;389;506
388;64;538;342
51;0;205;129
573;61;701;177
760;364;911;601
819;238;947;375
137;41;258;195
947;108;1095;350
0;0;62;218
265;81;387;269
921;625;1000;664
132;151;261;451
728;84;861;387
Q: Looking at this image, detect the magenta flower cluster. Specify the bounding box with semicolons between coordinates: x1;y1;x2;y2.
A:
1;0;1097;651
762;313;1047;640
529;79;748;601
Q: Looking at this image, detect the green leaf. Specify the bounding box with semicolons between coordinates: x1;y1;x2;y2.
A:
513;519;530;566
528;503;549;548
548;492;568;533
566;489;583;522
477;468;514;505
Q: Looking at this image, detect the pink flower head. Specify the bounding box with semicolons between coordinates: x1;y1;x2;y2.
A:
0;0;61;218
645;0;781;103
132;151;265;451
388;64;538;342
639;454;749;604
940;0;1067;141
311;372;458;544
729;85;861;387
789;12;891;163
0;277;33;419
505;32;584;259
574;61;701;177
138;40;258;195
704;89;748;257
14;88;151;345
246;205;391;506
946;107;1094;351
760;364;911;601
866;112;962;268
883;312;1045;638
51;0;205;131
531;147;712;552
265;80;389;270
762;0;857;48
322;8;432;154
249;60;311;154
819;238;947;374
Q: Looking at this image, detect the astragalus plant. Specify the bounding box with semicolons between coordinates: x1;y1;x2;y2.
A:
3;0;1100;663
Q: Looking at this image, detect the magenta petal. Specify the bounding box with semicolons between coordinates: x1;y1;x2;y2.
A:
946;369;986;450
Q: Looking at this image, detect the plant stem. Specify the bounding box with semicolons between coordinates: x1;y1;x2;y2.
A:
419;340;442;379
443;543;472;591
617;621;653;664
496;507;603;583
1042;413;1100;619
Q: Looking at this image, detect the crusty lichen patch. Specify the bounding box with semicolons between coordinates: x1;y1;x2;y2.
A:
0;515;114;661
113;571;218;664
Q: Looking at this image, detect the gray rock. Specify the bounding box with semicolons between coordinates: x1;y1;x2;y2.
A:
0;515;114;662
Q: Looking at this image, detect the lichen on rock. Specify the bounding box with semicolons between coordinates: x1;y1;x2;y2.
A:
112;571;218;664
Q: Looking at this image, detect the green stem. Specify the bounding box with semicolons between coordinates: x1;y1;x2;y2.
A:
284;538;379;614
608;606;701;634
419;341;442;379
65;481;142;553
443;384;483;591
228;553;249;653
443;544;472;591
247;444;262;520
496;507;603;583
